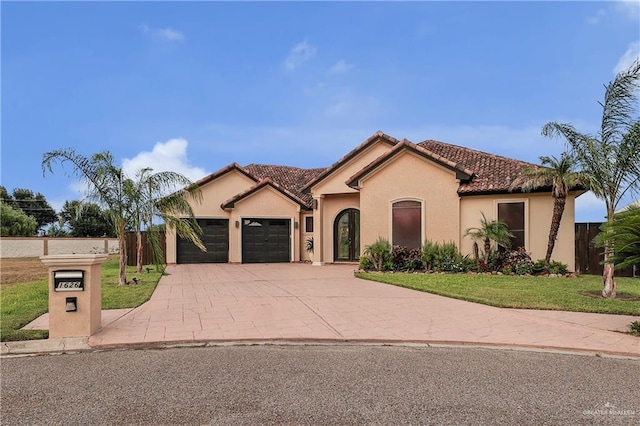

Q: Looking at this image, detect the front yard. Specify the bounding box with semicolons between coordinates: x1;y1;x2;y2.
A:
356;272;640;316
0;256;163;341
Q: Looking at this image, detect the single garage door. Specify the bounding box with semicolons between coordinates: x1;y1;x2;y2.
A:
242;218;291;263
177;219;229;264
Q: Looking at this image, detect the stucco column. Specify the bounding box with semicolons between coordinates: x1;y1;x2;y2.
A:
40;254;108;338
312;196;324;266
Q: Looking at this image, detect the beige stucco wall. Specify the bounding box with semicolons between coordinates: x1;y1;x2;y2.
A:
311;140;392;195
459;192;577;270
358;151;461;252
227;186;301;263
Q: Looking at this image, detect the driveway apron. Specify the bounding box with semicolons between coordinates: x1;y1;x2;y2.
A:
88;264;640;357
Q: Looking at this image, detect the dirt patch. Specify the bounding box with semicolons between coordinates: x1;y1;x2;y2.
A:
1;258;48;286
580;290;640;302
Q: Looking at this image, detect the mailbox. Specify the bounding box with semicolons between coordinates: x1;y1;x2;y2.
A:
54;271;84;292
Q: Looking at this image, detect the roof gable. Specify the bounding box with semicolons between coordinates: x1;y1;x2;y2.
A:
220;178;310;210
346;140;474;188
300;131;400;193
194;163;257;188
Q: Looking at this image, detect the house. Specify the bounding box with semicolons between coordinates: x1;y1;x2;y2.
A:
165;131;582;270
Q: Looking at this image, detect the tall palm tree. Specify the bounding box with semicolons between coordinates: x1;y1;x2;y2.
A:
464;212;514;264
542;60;640;298
510;153;584;264
127;167;205;273
43;149;204;285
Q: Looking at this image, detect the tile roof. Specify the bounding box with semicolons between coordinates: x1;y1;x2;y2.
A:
196;132;546;205
417;139;539;194
243;164;326;207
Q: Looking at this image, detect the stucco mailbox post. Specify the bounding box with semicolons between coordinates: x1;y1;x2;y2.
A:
40;254;108;338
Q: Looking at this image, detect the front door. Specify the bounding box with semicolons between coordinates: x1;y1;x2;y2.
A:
334;208;360;262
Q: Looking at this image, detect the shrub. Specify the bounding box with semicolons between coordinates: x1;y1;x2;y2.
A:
507;247;534;275
630;321;640;335
422;240;439;271
434;241;465;272
532;259;548;275
392;246;423;271
358;256;374;271
362;237;392;271
548;260;568;275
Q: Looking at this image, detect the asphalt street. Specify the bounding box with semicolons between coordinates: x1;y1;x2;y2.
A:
2;345;639;425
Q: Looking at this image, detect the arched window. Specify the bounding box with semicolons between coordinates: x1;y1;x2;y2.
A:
392;200;422;249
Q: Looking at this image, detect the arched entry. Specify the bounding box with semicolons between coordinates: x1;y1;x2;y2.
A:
334;208;360;262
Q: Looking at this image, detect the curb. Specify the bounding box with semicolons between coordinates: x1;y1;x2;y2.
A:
3;337;639;360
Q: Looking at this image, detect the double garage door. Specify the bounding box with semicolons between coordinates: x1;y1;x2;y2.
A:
176;218;290;264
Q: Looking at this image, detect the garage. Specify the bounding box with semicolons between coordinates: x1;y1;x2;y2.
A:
242;218;291;263
177;219;229;264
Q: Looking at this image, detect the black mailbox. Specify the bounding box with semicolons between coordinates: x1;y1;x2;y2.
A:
54;270;85;292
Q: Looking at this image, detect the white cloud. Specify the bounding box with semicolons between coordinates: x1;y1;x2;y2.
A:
614;0;640;21
614;41;640;74
329;60;355;75
140;24;185;42
122;138;208;183
586;8;607;24
284;41;317;71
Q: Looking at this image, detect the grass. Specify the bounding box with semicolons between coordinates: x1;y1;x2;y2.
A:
356;272;640;316
0;256;163;342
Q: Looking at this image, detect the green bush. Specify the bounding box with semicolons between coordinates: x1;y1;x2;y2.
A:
434;241;465;272
358;256;374;271
422;240;439;271
362;237;392;271
548;260;569;275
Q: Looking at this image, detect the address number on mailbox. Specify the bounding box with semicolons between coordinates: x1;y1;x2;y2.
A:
54;271;84;292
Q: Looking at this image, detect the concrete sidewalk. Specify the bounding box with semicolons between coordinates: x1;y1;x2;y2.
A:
6;263;640;357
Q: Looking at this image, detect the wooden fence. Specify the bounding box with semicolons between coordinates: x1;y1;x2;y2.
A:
575;223;637;277
125;232;166;267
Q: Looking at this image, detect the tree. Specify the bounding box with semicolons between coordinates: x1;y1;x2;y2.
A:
0;186;57;232
464;212;514;264
542;60;640;298
60;200;115;237
43;149;203;285
596;206;640;271
510;153;584;264
0;203;38;236
125;167;204;273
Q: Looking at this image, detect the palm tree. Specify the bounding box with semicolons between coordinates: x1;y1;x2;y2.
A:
127;167;205;273
464;212;514;264
541;60;640;298
510;153;584;264
43;149;203;285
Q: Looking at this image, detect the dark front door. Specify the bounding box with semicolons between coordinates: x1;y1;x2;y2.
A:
242;218;291;263
334;209;360;262
177;219;229;264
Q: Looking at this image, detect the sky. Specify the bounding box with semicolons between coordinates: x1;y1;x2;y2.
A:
2;0;639;223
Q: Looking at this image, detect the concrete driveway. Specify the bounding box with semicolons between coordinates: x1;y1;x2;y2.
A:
88;263;640;357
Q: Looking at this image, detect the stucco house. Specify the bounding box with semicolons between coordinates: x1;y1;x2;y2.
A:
166;131;582;270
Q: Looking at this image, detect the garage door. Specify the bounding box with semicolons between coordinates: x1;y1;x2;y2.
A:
242;218;291;263
177;219;229;264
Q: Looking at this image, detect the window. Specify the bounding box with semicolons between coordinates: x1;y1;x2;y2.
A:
498;202;525;249
392;200;422;249
305;216;314;233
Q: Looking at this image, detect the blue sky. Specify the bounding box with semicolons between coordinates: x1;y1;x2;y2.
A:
2;1;639;222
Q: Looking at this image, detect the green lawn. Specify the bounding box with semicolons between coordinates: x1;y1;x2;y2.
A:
356;272;640;316
0;256;163;342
